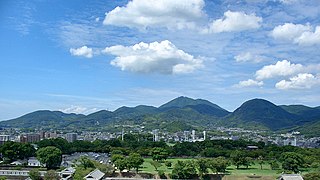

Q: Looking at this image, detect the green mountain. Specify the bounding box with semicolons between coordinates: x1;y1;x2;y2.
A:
159;96;224;110
0;110;85;128
280;105;320;124
185;104;229;117
224;99;300;130
0;97;319;134
114;105;158;117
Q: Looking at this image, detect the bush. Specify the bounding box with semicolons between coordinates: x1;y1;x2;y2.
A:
304;172;320;180
164;161;172;168
158;170;166;179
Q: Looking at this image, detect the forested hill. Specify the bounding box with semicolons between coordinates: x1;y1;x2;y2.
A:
1;97;319;135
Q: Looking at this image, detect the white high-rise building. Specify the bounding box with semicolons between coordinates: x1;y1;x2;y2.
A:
203;131;207;140
191;130;196;141
152;129;159;142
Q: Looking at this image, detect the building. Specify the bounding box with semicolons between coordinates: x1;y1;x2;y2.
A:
84;169;105;180
20;134;41;143
152;129;159;142
192;130;196;141
66;133;77;142
278;174;304;180
28;157;42;167
0;135;10;145
184;131;190;141
60;167;76;180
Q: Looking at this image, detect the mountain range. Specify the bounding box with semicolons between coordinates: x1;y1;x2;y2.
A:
1;96;319;136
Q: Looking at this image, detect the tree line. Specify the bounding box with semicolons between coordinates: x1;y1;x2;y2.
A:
0;133;319;174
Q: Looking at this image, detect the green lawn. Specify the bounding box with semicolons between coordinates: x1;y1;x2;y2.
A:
141;158;193;174
226;164;279;176
140;158;317;179
141;158;280;177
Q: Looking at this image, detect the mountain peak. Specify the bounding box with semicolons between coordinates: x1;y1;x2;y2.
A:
159;96;224;110
227;98;299;130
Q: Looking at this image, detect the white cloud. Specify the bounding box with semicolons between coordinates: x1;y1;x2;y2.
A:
271;23;320;46
294;26;320;46
203;11;262;33
103;0;205;30
102;40;203;74
237;79;264;87
234;52;266;63
255;60;304;80
275;73;320;89
70;46;93;58
271;23;311;41
59;105;98;114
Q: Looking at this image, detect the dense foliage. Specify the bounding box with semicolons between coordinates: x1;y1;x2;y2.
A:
36;146;62;169
0;141;35;162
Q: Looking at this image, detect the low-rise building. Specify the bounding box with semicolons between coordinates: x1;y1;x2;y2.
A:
28;157;42;167
84;169;105;180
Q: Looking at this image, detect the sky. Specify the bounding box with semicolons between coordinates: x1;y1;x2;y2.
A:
0;0;320;120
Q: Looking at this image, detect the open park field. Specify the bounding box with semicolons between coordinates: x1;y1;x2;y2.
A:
140;157;316;179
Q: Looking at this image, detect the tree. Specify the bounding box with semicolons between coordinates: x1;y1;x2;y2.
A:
36;146;62;169
209;157;229;173
78;156;95;169
44;170;60;180
196;159;209;179
230;150;246;169
29;169;41;180
151;147;168;162
114;158;127;172
281;152;304;173
269;160;279;170
164;161;172;168
243;157;254;169
127;153;144;172
150;160;162;171
111;154;124;164
171;160;197;179
257;156;264;170
0;141;35;162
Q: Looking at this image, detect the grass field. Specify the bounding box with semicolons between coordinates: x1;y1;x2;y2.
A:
140;157;316;179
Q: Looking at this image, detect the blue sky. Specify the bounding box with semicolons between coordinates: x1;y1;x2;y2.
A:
1;0;320;120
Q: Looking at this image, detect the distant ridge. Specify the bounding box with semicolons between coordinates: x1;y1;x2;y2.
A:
0;97;319;136
225;99;299;130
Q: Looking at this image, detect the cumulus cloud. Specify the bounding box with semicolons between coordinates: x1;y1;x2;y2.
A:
102;40;203;74
271;23;311;41
70;46;93;58
103;0;205;30
203;11;262;33
295;26;320;46
275;73;320;89
234;52;266;63
271;23;320;45
237;79;264;87
255;60;304;80
59;105;98;114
